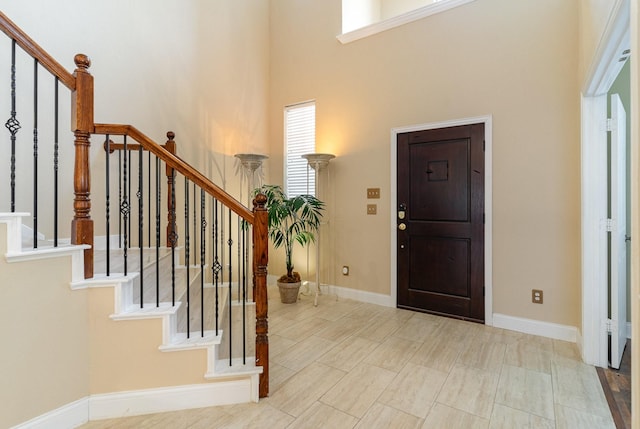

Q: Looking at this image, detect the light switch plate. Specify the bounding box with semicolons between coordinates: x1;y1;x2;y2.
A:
367;188;380;199
367;204;377;215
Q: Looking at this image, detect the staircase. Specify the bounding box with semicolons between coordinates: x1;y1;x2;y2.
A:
0;11;269;429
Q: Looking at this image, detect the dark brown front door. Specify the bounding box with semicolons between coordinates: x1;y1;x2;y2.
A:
397;124;485;322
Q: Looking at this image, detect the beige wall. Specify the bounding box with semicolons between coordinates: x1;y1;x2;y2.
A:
0;0;269;237
269;0;581;327
0;224;90;428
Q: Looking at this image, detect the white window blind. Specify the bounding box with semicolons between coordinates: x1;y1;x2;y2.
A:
285;101;316;197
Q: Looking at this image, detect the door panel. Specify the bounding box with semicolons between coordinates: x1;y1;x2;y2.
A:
610;93;627;369
397;124;484;322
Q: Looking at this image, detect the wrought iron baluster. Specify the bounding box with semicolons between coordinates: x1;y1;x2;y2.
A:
228;207;233;365
170;169;177;306
148;151;151;247
118;149;122;248
242;217;246;364
32;58;38;248
128;150;132;248
156;156;161;307
105;135;110;276
200;189;206;337
6;39;21;212
212;198;220;336
185;178;191;337
121;136;129;276
138;146;144;307
53;76;59;247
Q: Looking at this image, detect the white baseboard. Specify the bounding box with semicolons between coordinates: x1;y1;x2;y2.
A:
11;398;88;429
493;313;578;343
13;380;256;427
89;380;255;420
323;284;395;307
268;275;395;307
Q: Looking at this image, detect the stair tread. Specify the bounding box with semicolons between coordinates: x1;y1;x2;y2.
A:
160;330;223;351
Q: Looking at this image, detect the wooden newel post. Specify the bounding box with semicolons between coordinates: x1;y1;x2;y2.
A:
71;54;94;279
164;131;177;247
253;193;269;398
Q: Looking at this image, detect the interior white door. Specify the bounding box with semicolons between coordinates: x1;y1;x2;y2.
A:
610;93;627;369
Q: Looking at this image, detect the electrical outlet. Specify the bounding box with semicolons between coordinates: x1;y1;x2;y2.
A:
367;204;377;215
532;289;543;304
367;188;380;199
342;266;349;276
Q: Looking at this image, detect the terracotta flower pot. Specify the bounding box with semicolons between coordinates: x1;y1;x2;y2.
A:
277;280;301;304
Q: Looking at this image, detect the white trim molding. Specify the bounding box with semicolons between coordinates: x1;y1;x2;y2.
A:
493;313;578;343
11;398;88;429
390;115;493;325
89;381;256;421
338;0;477;44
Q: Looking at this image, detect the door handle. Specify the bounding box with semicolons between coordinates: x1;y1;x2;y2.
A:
398;223;406;231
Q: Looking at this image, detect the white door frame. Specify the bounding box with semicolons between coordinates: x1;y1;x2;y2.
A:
581;0;630;367
390;115;493;325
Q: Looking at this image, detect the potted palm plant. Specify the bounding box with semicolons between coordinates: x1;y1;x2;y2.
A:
256;184;324;303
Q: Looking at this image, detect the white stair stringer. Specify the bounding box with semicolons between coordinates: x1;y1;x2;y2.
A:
74;242;261;405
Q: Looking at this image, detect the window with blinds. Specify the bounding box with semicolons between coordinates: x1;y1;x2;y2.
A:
285;101;316;197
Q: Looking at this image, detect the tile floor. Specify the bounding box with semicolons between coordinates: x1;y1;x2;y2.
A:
80;287;616;428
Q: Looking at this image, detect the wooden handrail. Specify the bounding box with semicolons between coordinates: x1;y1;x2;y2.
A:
94;123;254;223
0;12;76;90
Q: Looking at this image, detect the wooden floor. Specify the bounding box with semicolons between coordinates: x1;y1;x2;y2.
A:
598;340;632;429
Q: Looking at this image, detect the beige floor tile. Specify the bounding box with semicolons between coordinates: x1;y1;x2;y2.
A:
267;362;345;417
495;365;554;420
354;315;405;342
269;333;297;355
438;317;476;339
476;326;522;346
271;335;336;371
370;305;415;322
519;333;554;352
316;316;369;343
422;403;489;429
378;362;448;418
551;357;612;418
347;302;391;321
321;363;397;418
489;404;554;429
555;404;616;429
504;340;552;373
277;316;331;340
457;338;506;373
355;402;424;429
552;339;581;360
286;401;359;429
269;361;297;393
394;317;440;343
436;364;499;419
317;336;381;372
410;330;466;373
209;403;294;429
315;298;364;321
364;335;422;372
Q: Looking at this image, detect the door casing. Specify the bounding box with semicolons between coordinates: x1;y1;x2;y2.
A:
581;0;630;367
390;115;493;325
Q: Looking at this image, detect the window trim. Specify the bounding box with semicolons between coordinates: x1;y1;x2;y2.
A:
337;0;477;44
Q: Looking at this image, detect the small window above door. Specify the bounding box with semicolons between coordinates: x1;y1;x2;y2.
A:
339;0;477;44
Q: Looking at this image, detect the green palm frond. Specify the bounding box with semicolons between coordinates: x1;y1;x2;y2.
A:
254;185;325;278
